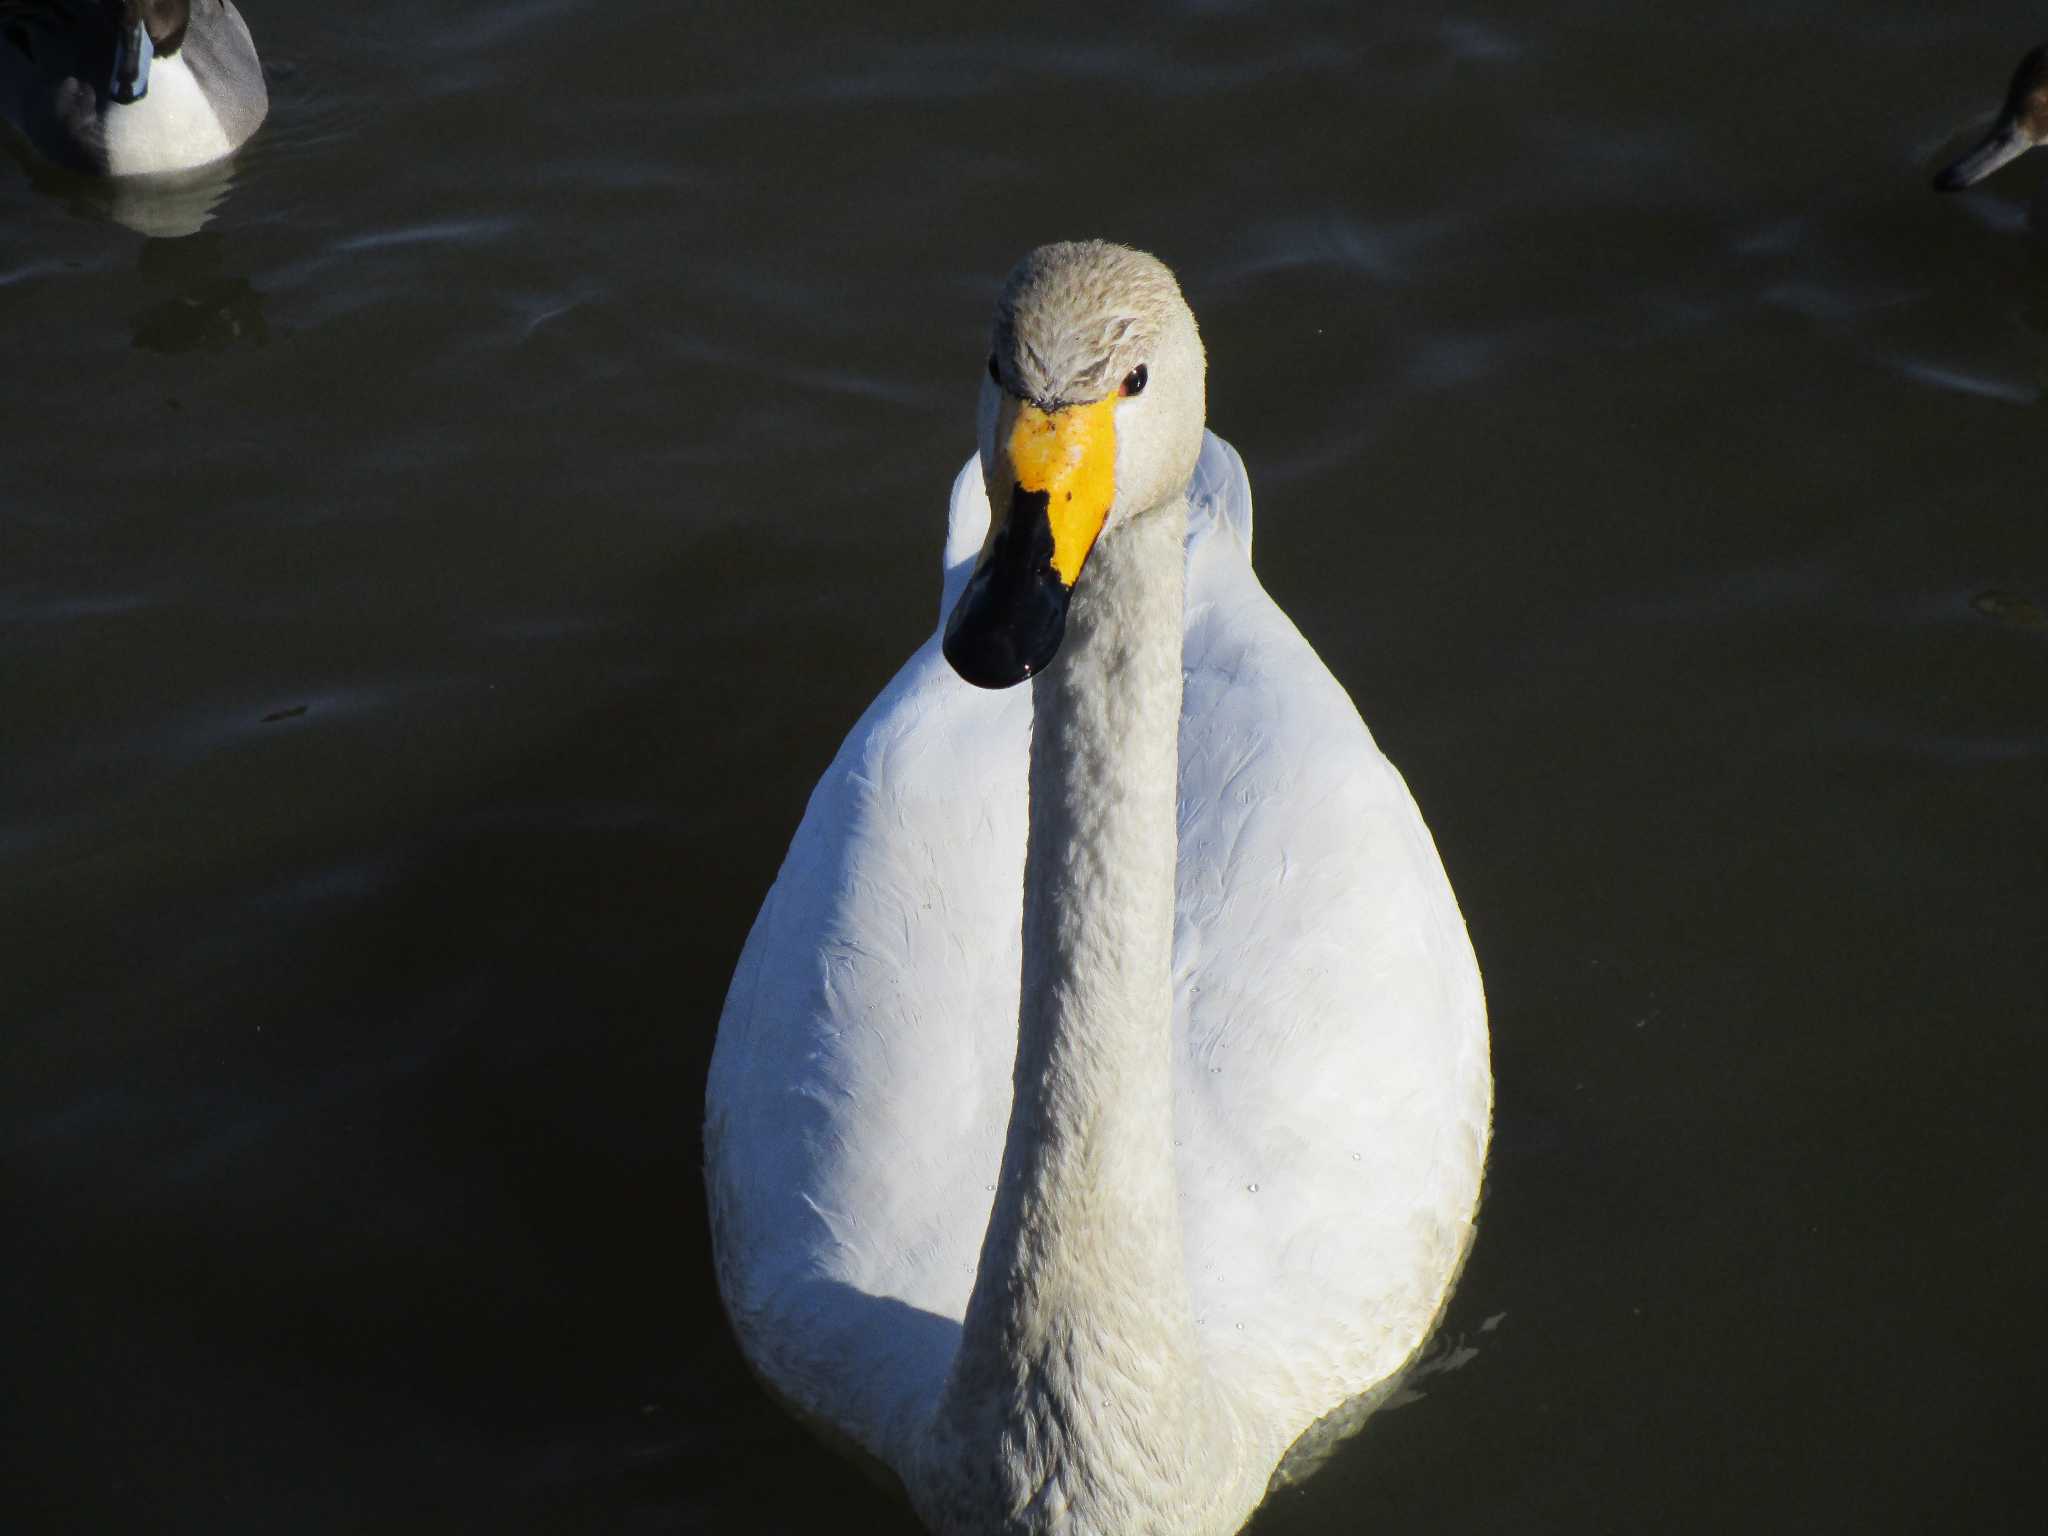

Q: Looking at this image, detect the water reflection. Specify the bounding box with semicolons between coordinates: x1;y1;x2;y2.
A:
96;161;242;239
130;233;268;354
4;135;243;237
1972;589;2047;628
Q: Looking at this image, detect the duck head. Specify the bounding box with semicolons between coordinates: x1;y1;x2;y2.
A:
109;0;190;106
943;242;1207;689
1936;44;2048;191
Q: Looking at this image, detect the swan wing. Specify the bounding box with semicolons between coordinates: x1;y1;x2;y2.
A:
706;457;1027;1471
1171;436;1490;1445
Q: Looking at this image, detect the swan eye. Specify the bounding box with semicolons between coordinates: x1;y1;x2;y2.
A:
987;353;1001;385
1119;365;1148;398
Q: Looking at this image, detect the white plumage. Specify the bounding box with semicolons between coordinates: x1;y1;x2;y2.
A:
0;1;266;177
706;244;1490;1535
95;47;229;174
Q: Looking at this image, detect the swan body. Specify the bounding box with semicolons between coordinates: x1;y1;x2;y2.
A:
706;244;1490;1535
0;2;266;176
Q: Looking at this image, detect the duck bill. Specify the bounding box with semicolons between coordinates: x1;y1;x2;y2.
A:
943;395;1117;689
111;21;154;105
1935;125;2034;191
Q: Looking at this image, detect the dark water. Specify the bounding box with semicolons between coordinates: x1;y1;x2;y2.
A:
6;2;2044;1531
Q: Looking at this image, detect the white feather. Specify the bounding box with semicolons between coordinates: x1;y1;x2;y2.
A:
706;423;1490;1533
98;51;229;175
0;2;266;177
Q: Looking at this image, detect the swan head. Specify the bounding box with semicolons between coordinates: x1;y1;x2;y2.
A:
1936;43;2048;191
109;1;191;106
944;241;1206;690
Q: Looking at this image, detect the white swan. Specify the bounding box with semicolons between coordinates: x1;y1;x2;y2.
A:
705;242;1491;1536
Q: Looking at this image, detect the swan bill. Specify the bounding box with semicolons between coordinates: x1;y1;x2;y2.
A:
1935;125;2035;190
943;396;1116;689
942;483;1071;688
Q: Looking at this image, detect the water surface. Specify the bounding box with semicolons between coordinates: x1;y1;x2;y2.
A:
5;3;2044;1531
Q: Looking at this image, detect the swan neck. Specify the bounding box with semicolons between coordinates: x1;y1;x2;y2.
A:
923;496;1253;1527
1013;500;1187;1232
1006;498;1187;1270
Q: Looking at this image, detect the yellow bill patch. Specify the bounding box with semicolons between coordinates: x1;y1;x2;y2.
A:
1003;397;1117;587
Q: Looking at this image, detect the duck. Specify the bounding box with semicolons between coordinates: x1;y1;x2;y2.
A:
0;1;266;176
1935;43;2048;192
704;241;1492;1536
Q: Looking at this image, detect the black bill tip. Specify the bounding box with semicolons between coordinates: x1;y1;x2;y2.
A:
942;486;1072;690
